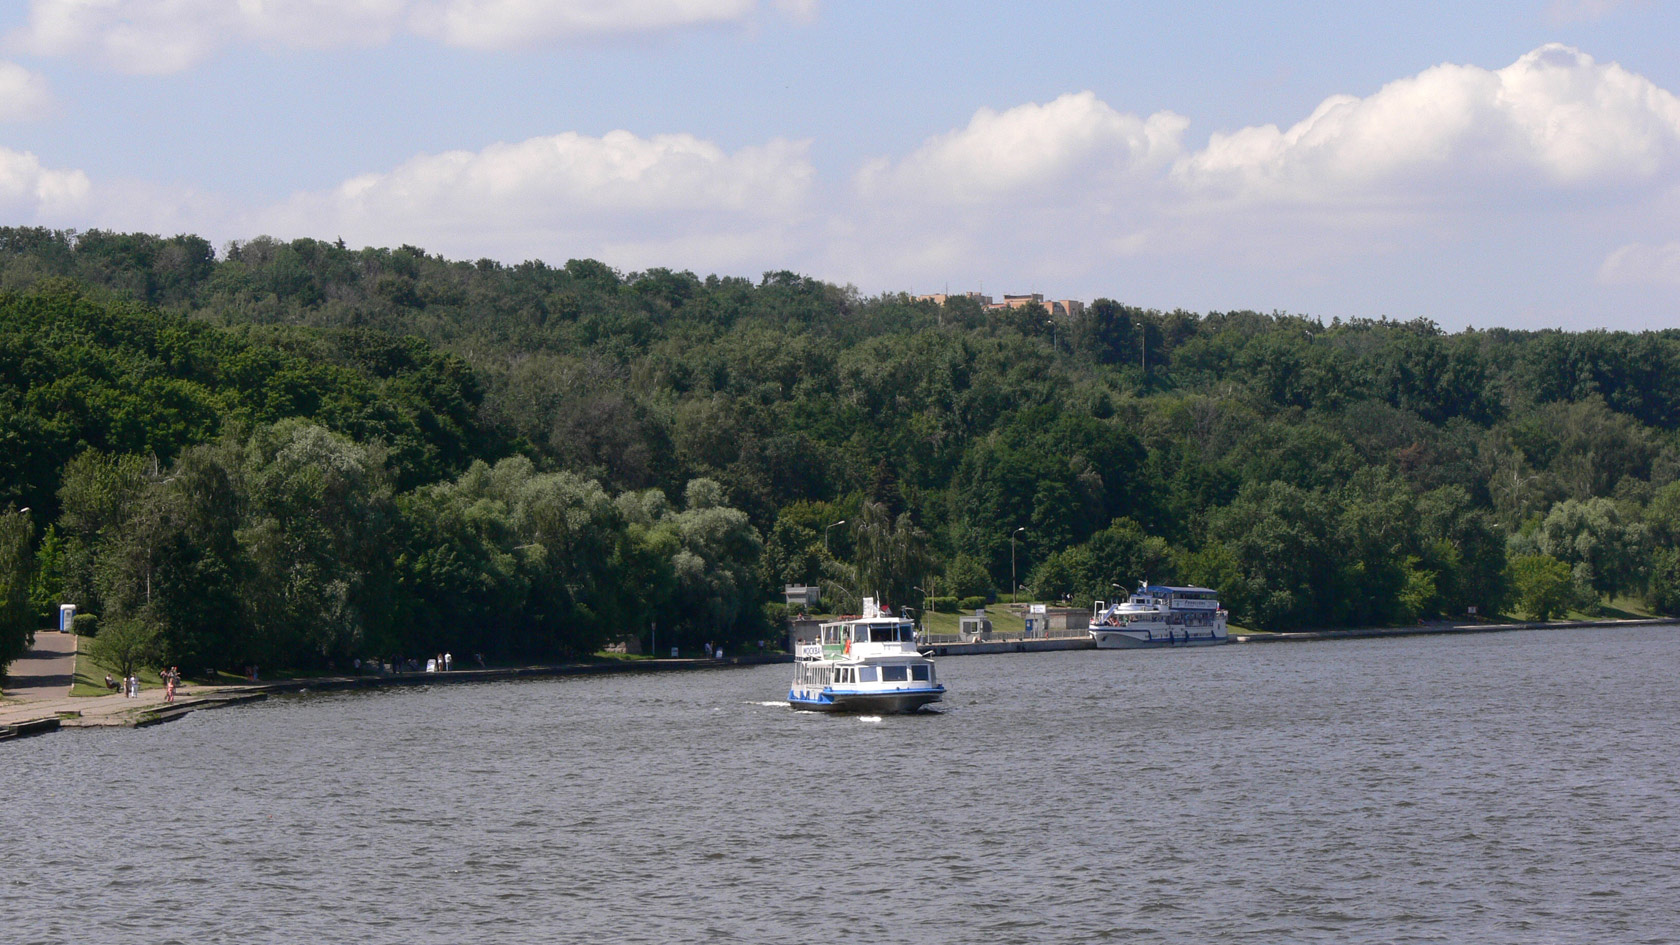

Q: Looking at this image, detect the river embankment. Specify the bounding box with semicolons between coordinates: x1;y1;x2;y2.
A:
0;652;789;737
915;614;1680;656
8;616;1676;738
1232;615;1679;643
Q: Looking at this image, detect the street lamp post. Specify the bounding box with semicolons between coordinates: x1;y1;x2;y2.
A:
825;519;846;557
1011;526;1026;604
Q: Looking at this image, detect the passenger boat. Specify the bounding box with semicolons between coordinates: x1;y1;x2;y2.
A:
1090;584;1229;648
789;598;945;712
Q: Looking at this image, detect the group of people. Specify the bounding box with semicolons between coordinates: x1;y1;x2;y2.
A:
103;666;181;700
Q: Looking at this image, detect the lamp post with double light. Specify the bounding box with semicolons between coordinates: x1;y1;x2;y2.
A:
1011;526;1026;604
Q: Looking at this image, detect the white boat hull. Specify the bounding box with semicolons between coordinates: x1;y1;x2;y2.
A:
787;687;944;713
1090;627;1228;648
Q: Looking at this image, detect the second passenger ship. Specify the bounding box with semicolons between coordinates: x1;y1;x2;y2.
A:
1090;584;1229;648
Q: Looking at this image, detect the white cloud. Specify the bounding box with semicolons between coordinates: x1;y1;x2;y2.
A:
1598;241;1680;285
407;0;755;50
9;0;404;74
0;145;90;219
8;0;784;73
855;91;1187;205
827;46;1680;308
1175;45;1680;207
0;61;52;121
248;129;815;265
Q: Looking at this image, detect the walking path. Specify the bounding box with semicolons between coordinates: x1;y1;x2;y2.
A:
1;630;78;701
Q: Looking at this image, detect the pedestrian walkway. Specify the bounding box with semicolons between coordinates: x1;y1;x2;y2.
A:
2;630;78;701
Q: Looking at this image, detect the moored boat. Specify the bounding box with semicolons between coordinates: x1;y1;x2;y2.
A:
1090;584;1229;648
789;598;945;712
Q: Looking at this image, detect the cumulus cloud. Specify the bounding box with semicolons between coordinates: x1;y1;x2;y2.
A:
0;62;53;121
1598;241;1680;285
834;93;1186;290
0;145;90;219
1175;44;1680;207
8;0;779;73
408;0;755;50
247;129;815;265
856;91;1186;205
828;45;1680;306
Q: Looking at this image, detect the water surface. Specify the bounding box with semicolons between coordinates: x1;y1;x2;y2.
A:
6;626;1679;944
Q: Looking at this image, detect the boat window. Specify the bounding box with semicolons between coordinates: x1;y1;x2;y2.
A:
910;664;930;681
881;665;908;682
858;666;877;682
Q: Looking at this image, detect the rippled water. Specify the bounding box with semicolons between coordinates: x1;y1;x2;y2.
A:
7;626;1680;944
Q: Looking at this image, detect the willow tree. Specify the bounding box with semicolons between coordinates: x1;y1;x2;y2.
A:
853;499;929;615
0;507;35;677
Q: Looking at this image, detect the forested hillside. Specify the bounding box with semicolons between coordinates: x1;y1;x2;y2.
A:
3;226;1679;675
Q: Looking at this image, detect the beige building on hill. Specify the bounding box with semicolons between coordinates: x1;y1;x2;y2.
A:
916;291;1084;319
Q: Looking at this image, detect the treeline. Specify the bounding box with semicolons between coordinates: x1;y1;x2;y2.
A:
0;280;765;675
47;432;759;674
3;226;1680;676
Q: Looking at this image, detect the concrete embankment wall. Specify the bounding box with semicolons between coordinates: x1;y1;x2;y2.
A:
1234;617;1679;644
0;717;61;740
920;637;1094;657
243;654;792;697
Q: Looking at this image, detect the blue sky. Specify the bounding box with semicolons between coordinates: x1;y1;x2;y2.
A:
1;1;1678;330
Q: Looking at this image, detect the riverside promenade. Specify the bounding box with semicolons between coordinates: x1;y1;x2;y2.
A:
915;614;1680;657
1233;615;1680;643
0;650;788;739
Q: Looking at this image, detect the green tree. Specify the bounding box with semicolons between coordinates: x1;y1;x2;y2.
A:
1210;481;1338;631
1506;554;1574;621
1647;548;1680;616
1531;497;1647;599
0;507;36;677
90;617;158;682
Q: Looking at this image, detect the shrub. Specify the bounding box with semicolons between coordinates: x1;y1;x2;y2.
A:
945;555;993;600
928;596;959;613
72;612;99;637
957;596;988;612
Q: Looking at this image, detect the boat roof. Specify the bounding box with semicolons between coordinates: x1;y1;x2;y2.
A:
1138;585;1218;595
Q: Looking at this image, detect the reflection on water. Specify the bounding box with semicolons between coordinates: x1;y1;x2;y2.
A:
7;626;1680;944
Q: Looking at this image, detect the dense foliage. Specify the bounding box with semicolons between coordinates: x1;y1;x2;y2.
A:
4;225;1680;674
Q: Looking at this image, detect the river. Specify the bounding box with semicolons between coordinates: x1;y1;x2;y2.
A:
5;625;1679;944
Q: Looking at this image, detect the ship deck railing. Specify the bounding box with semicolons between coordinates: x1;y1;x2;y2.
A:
915;627;1094;645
